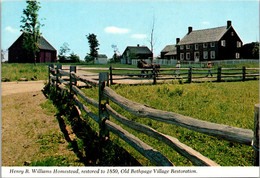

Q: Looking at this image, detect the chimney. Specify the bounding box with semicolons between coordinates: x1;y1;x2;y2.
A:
137;44;140;47
188;26;193;34
176;38;180;44
227;20;232;29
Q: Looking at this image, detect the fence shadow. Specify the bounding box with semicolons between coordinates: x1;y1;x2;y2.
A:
43;87;141;166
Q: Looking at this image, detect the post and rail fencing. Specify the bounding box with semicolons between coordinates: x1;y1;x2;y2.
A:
48;64;259;166
109;65;259;85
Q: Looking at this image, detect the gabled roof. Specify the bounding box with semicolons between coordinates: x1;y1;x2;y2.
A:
98;54;108;58
123;46;152;55
161;45;177;54
9;33;56;51
178;26;229;45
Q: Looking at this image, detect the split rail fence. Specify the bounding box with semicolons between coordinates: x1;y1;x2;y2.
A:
48;64;259;166
109;66;259;85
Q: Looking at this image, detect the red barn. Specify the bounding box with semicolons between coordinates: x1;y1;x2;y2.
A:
8;33;57;63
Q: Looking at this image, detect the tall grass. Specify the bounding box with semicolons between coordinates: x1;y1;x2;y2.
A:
1;63;49;81
81;80;259;166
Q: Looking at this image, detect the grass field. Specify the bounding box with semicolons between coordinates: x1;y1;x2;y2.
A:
80;80;259;166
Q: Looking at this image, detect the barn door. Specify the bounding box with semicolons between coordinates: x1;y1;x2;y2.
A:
40;52;45;63
45;52;51;63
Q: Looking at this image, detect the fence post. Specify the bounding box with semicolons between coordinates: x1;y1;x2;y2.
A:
70;66;77;96
99;72;110;140
109;65;113;85
56;65;62;91
253;104;259;166
217;66;222;82
48;64;54;84
188;67;192;83
242;66;246;81
153;65;157;85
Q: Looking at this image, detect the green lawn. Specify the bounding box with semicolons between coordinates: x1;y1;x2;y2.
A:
80;80;259;166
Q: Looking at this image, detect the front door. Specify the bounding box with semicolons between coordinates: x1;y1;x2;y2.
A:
194;52;200;62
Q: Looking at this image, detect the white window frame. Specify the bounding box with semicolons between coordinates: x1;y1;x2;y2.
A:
221;40;226;47
203;51;208;59
210;51;215;59
180;53;184;60
203;43;208;48
186;45;190;49
236;53;240;59
180;45;184;50
195;44;199;50
231;32;234;36
237;41;241;48
210;42;215;47
186;52;190;60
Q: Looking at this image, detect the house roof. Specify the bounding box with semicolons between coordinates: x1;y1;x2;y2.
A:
123;46;152;55
161;45;177;54
178;26;230;45
98;54;108;58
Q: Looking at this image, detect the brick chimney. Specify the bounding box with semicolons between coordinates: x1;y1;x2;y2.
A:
227;20;232;29
188;27;193;34
176;38;180;44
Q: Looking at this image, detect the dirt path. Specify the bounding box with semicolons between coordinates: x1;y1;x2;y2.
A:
1;82;82;166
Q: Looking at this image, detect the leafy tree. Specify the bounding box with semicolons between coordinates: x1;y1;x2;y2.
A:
86;33;99;63
58;42;70;62
20;0;42;66
69;53;80;63
252;42;259;59
1;49;5;62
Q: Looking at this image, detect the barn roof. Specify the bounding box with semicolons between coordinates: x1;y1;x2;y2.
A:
178;26;229;45
9;33;56;51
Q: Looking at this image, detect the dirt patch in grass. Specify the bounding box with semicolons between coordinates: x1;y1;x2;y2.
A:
1;91;83;166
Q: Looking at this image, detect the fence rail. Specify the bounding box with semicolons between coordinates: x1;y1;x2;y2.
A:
48;64;259;166
109;65;259;85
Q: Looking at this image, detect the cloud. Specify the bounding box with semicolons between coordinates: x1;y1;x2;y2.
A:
202;21;210;25
104;26;130;34
5;26;19;33
131;34;147;39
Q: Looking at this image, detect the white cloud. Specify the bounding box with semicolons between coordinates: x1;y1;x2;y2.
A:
104;26;130;34
5;26;19;33
131;34;147;39
202;21;210;25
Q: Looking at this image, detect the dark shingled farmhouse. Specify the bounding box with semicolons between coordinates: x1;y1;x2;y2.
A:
177;21;243;62
8;33;57;63
122;45;153;64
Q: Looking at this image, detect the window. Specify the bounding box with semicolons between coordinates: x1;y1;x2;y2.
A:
237;41;242;48
203;43;208;48
236;53;240;59
231;32;234;36
210;42;215;47
180;45;184;50
186;45;190;49
186;53;190;60
221;40;226;47
195;44;199;50
180;53;184;60
210;51;215;59
203;51;208;59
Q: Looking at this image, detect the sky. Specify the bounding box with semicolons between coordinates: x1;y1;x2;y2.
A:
1;0;259;60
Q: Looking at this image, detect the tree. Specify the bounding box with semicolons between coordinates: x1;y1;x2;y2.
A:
252;42;259;59
1;49;5;62
149;16;156;61
69;53;80;63
20;0;42;66
58;42;70;62
86;33;99;63
111;44;121;63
